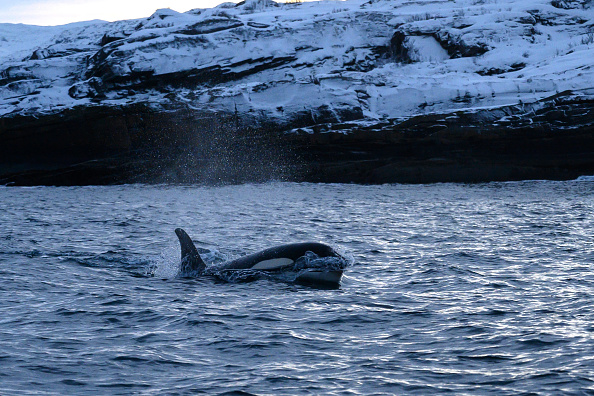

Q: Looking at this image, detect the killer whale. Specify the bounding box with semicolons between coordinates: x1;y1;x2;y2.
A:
174;228;345;286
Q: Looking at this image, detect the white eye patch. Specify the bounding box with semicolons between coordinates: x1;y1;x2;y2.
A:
251;258;294;270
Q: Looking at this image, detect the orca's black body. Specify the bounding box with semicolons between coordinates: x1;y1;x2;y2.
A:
174;228;344;286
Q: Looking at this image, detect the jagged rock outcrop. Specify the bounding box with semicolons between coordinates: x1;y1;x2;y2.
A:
0;0;593;185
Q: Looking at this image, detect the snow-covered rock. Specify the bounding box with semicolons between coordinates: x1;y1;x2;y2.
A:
0;0;592;121
1;0;594;184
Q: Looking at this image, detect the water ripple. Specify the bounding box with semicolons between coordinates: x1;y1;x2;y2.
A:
1;182;593;394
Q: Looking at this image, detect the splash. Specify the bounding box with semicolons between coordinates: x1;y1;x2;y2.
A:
147;245;180;278
149;245;227;279
213;268;271;283
293;251;350;272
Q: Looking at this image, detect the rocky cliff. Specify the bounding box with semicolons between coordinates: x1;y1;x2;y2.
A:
1;0;593;185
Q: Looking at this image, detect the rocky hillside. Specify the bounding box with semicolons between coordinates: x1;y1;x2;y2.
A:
1;0;593;185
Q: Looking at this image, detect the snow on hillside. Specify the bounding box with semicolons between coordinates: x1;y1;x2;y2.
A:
0;0;593;127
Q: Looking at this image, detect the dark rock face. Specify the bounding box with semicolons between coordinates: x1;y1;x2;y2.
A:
391;29;489;64
551;0;592;9
0;105;299;185
297;91;594;183
1;91;593;185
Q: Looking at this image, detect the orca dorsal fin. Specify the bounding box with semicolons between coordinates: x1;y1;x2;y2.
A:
175;228;206;275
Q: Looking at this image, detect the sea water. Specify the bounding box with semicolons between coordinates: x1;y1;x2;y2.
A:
1;182;593;394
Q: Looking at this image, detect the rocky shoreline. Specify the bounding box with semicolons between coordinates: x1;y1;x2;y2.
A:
1;89;593;185
1;0;593;185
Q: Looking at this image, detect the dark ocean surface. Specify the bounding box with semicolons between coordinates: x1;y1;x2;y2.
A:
1;181;593;395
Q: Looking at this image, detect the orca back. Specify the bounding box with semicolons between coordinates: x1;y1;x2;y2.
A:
221;242;339;271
